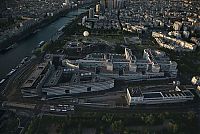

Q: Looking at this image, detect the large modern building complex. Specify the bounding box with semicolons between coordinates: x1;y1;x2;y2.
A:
21;55;114;99
21;47;178;99
75;48;178;80
126;86;194;105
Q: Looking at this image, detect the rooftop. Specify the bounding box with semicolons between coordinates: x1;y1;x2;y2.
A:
128;86;194;98
143;92;163;98
128;88;143;97
44;67;63;87
22;62;48;88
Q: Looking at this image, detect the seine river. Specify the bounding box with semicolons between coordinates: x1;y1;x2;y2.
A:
0;8;87;79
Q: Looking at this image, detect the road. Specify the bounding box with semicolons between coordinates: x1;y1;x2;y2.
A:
1;95;199;115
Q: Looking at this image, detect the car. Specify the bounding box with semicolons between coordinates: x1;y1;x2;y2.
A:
70;99;77;103
50;108;55;111
15;65;19;69
0;79;6;85
18;63;23;68
20;56;29;64
56;109;61;112
38;41;45;48
6;69;16;76
50;105;54;108
70;105;74;108
24;57;29;62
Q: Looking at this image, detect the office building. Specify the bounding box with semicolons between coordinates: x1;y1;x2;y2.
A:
21;62;50;97
127;86;194;105
191;76;200;85
173;21;182;31
76;48;178;80
21;55;114;98
96;4;100;14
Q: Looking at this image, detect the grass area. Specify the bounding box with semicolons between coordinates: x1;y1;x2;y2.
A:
43;40;65;53
97;35;125;44
25;111;199;134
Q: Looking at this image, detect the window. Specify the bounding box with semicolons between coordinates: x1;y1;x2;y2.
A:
65;90;69;94
87;87;91;92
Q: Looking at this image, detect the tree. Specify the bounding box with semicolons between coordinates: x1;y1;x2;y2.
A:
111;120;123;133
123;128;129;134
187;111;195;121
168;121;178;134
101;113;114;124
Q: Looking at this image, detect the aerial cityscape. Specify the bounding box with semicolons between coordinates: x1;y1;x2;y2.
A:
0;0;200;133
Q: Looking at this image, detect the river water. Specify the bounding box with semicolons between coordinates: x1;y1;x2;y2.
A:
0;8;87;79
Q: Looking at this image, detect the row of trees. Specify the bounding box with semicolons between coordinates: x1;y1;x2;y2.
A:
25;111;198;134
